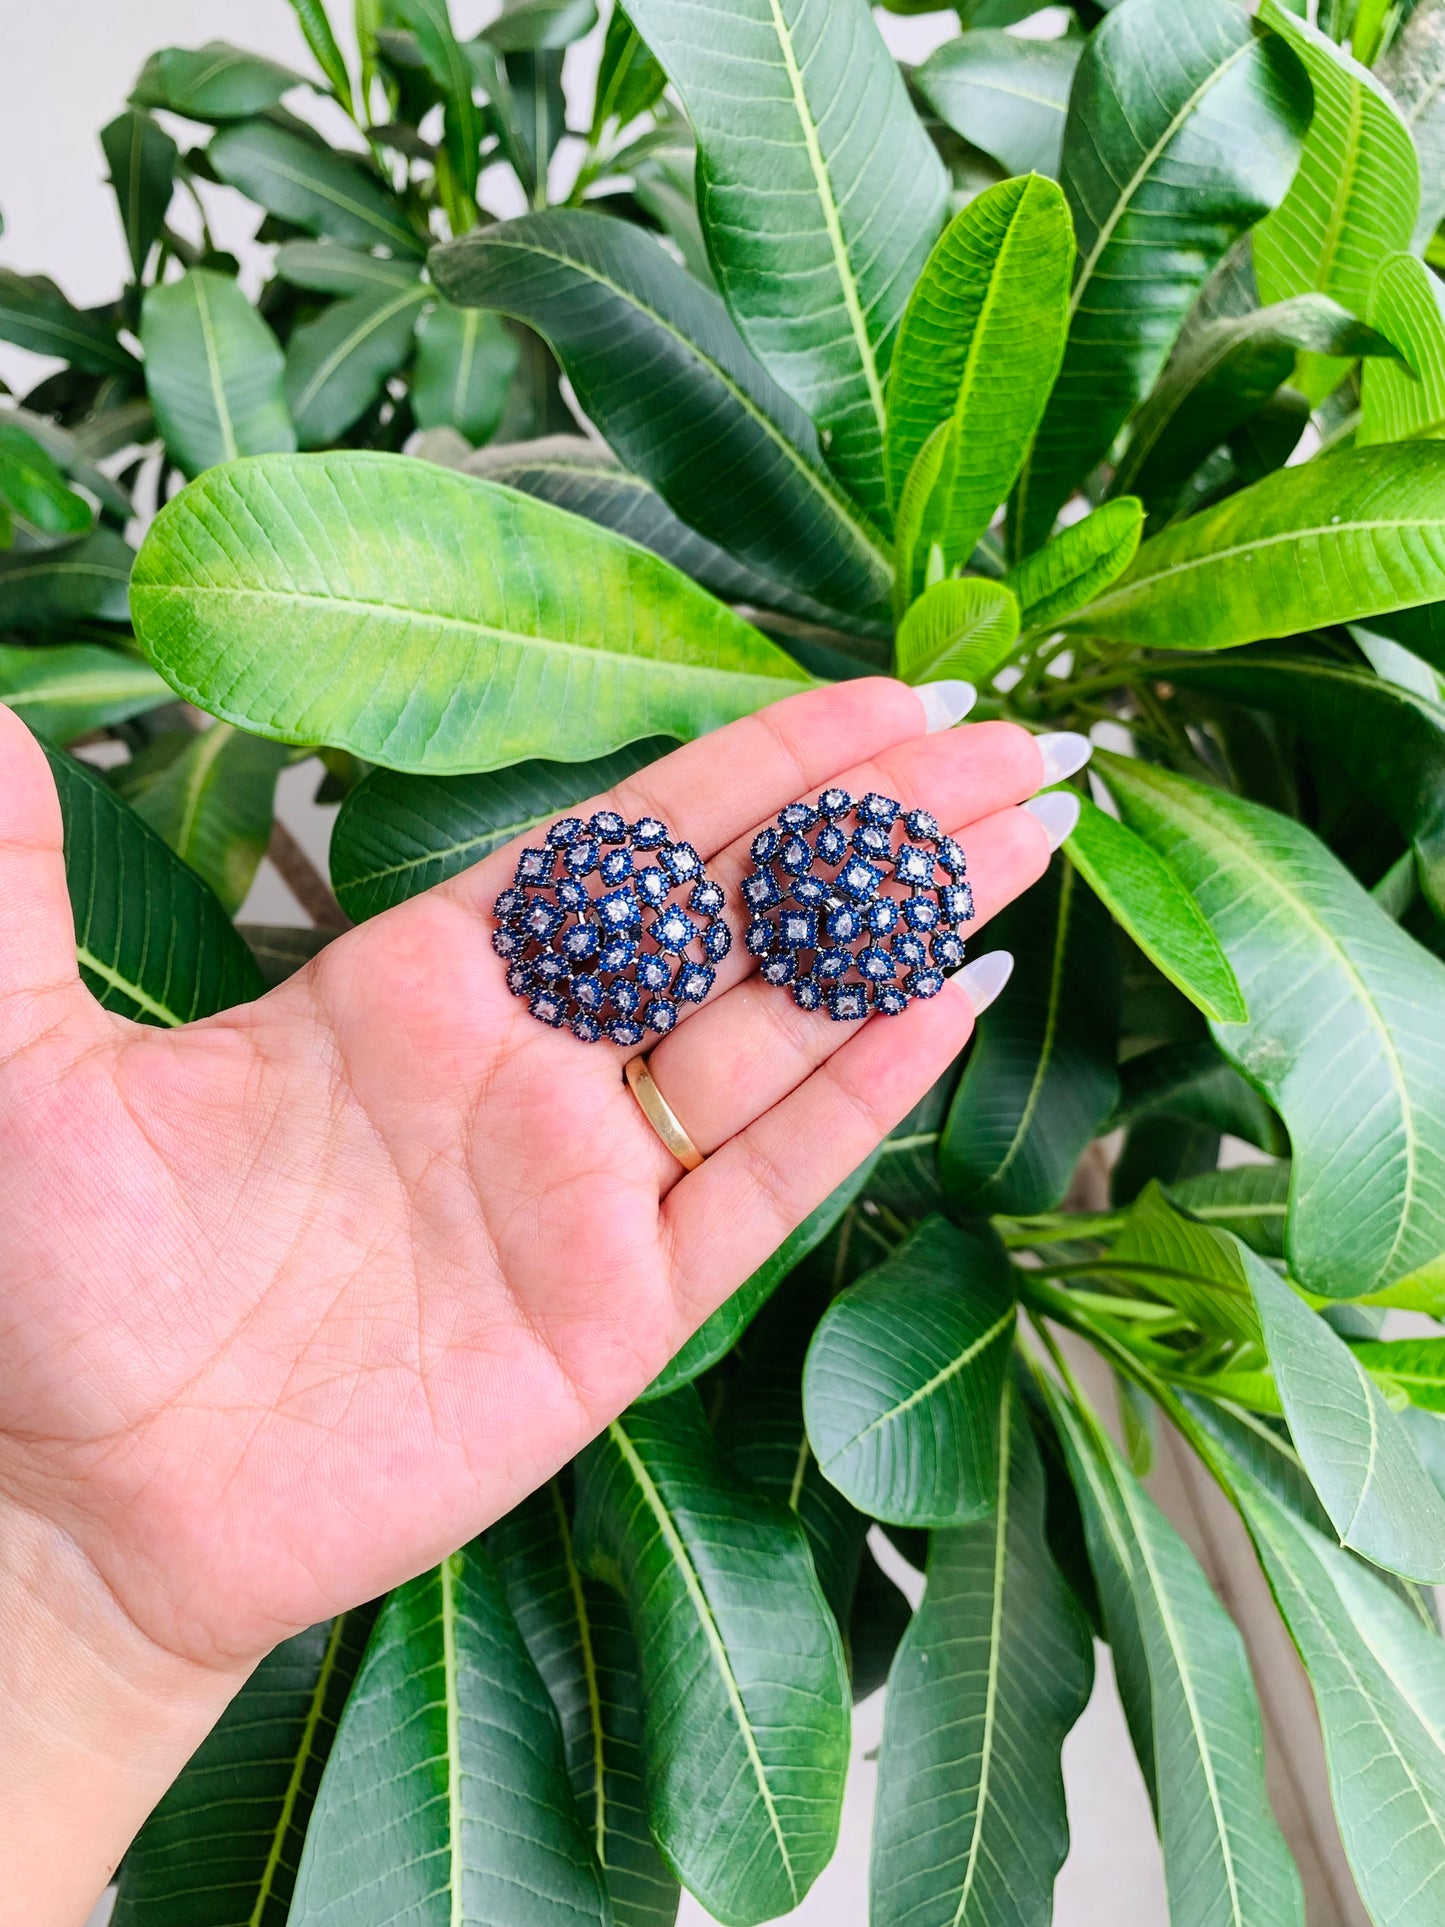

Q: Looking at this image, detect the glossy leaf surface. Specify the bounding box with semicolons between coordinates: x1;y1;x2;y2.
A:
0;642;170;741
894;577;1019;687
1360;250;1445;445
1004;497;1141;632
0;526;132;628
803;1217;1017;1527
0;422;92;537
0;266;138;376
621;0;947;523
131;724;289;915
100;109;177;280
142;271;296;477
283;283;426;448
131;452;808;773
273;242;423;296
411;300;518;444
870;1379;1092;1927
132;41;309;119
914;32;1081;179
208;121;423;256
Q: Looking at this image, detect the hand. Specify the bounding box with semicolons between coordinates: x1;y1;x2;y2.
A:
0;680;1064;1920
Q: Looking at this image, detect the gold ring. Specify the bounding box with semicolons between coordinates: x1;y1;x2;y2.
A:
625;1054;705;1171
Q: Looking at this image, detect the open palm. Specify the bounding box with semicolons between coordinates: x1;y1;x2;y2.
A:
0;679;1055;1674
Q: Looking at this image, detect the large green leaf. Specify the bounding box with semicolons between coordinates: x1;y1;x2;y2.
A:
575;1389;850;1927
100;110;178;281
1360;250;1445;445
885;175;1072;584
1067;797;1246;1024
1253;0;1417;401
641;1153;879;1401
1352;1335;1445;1412
1167;1162;1290;1261
113;1609;375;1927
913;31;1081;179
803;1217;1017;1527
1111;1041;1284;1162
0;423;92;538
870;1378;1093;1927
490;1484;680;1927
273;242;423;296
141;271;296;478
0;642;170;741
620;0;947;524
283;283;427;448
132;42;309;119
1012;0;1308;553
1102;1180;1261;1346
1004;496;1142;633
1049;1387;1306;1927
131;723;289;915
208;121;423;256
389;0;484;213
482;0;599;52
894;578;1019;687
940;854;1120;1215
1068;445;1445;650
1377;0;1445;248
430;212;892;618
0;267;139;376
1099;752;1445;1297
288;0;354;108
291;1542;610;1926
130;452;809;774
45;746;263;1023
1244;1244;1445;1582
411;300;517;444
330;737;671;920
1165;652;1445;919
1230;1467;1445;1927
0;526;132;629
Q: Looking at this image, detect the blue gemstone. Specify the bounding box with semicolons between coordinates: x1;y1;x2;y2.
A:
836;858;883;904
742;869;782;910
598;933;638;972
589;809;627;842
571;1013;603;1043
779;800;818;831
492;925;525;960
858;946;896;982
938;836;968;876
528;986;567;1028
942;882;974;924
505;960;532;996
494;886;524;917
632;816;670;849
933;931;967;969
556;878;590;913
571;972;606;1012
612;980;642;1017
751;826;781;863
895;843;934;886
704;920;733;961
638;954;674;993
793;874;828;907
907;968;946;1000
852;823;892;861
858;792;901;825
597;887;640;931
650;906;698;953
828;983;870;1021
564;838;600;877
690;879;725;915
635;865;671;905
533;952;570;984
676;961;716;1003
894;931;927;968
875;984;911;1016
780;834;813;875
792;976;824;1011
761;952;798;985
778;907;819;950
607;1018;646;1045
523;899;565;941
515;846;554;884
867;897;901;936
827;903;865;943
905;808;941;840
815;823;848;865
562;923;598;961
903;895;941;931
661;841;702;882
547;817;586;846
818;787;852;819
599;847;634;886
648;997;679;1035
746;918;775;957
815;946;851;980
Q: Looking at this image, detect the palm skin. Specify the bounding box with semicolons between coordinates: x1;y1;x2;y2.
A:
0;680;1051;1683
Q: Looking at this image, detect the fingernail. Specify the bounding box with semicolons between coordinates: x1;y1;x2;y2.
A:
958;949;1014;1014
1022;790;1082;851
915;680;977;733
1035;730;1093;785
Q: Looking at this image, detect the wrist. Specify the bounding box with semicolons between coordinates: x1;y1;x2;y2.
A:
0;1500;249;1927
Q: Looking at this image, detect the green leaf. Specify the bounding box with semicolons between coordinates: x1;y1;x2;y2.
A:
389;0;483;213
1254;0;1417;402
1360;250;1445;444
1166;1162;1290;1260
283;283;427;447
0;526;133;629
410;300;517;444
914;31;1081;179
803;1217;1017;1527
100;110;178;281
482;0;599;51
45;746;264;1024
291;1542;611;1926
870;1378;1093;1927
1244;1244;1445;1582
490;1484;681;1927
641;1153;879;1401
0;267;139;376
208;121;423;256
620;0;948;524
590;6;665;137
132;42;310;119
1352;1336;1445;1411
1165;652;1445;921
575;1389;850;1927
0;422;92;537
1099;752;1445;1297
0;642;170;742
847;1547;913;1703
1115;294;1393;524
131;723;288;915
940;854;1120;1215
273;241;423;296
1049;1386;1306;1927
1377;0;1445;249
1004;496;1142;632
130;452;809;774
1104;1180;1262;1345
1067;445;1445;650
329;737;671;920
430;211;892;619
1112;1039;1285;1160
894;577;1019;687
288;0;355;108
1067;796;1247;1024
142;271;296;478
113;1609;375;1927
1012;0;1309;552
1229;1467;1445;1927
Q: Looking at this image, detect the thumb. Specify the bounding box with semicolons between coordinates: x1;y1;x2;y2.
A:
0;704;87;1057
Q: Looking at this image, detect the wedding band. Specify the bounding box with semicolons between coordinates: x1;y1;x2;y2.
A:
625;1054;705;1170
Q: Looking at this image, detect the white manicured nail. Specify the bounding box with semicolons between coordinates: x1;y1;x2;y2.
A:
1022;790;1082;851
915;680;978;732
959;949;1014;1014
1035;730;1093;785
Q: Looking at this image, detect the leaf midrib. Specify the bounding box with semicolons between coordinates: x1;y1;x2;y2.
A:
838;1303;1016;1455
290;285;427;418
441;1552;464;1927
951;1381;1013;1927
549;1479;610;1867
193;273;239;464
76;941;183;1026
246;1613;351;1927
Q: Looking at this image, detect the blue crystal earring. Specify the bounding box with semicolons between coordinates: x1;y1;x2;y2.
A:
741;790;972;1020
493;812;731;1044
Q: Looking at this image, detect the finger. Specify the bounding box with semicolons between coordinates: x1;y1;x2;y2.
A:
0;705;87;1058
641;802;1050;1155
663;971;984;1327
